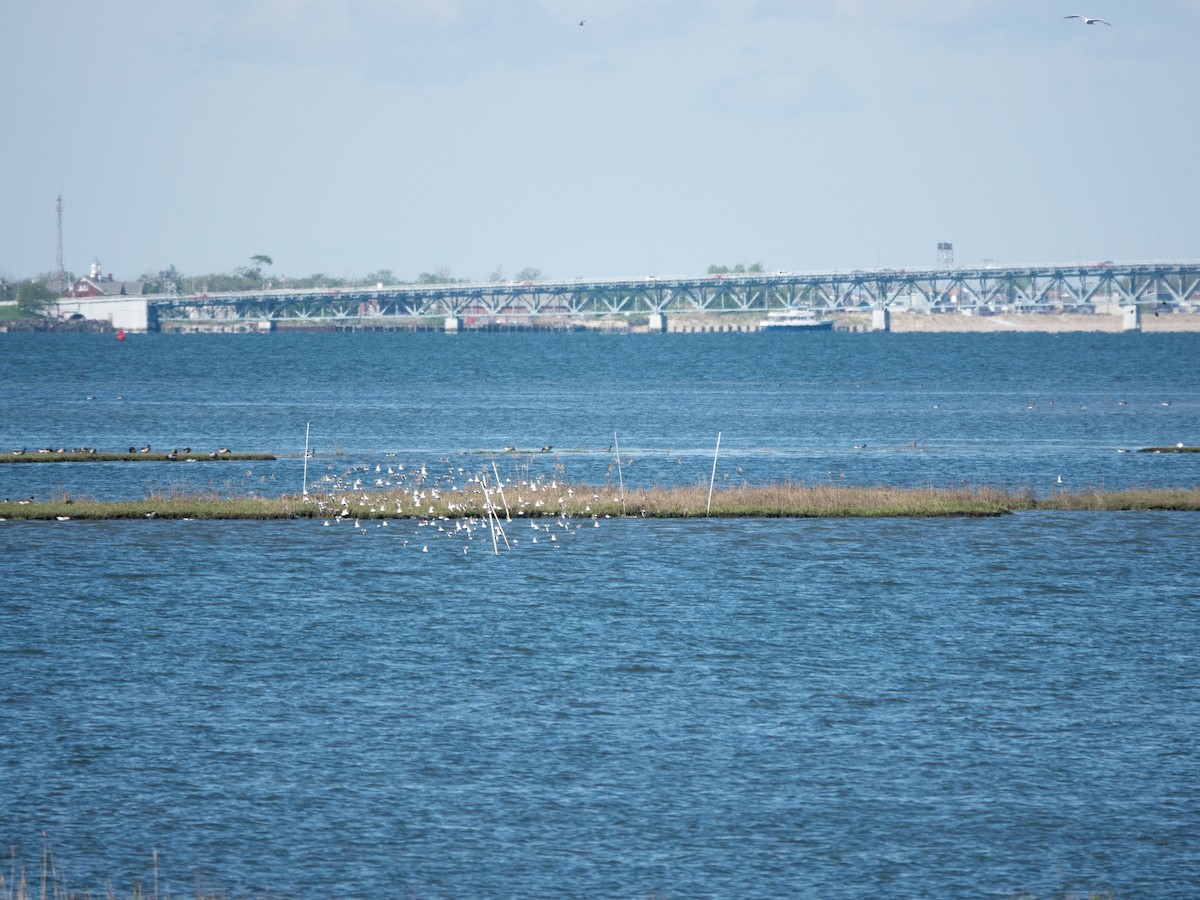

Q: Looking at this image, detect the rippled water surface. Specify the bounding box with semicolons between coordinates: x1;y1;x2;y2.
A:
1;331;1198;499
2;332;1199;896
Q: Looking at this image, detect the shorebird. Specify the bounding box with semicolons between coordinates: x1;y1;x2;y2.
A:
1064;15;1111;25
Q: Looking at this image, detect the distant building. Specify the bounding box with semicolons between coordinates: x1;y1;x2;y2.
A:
65;261;145;299
56;261;152;331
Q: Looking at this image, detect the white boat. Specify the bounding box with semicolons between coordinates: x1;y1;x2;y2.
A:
758;309;833;331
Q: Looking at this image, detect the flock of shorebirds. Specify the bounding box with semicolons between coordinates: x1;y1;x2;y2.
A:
301;456;610;554
8;445;234;458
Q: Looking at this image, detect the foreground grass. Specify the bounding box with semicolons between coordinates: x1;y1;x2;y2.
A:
2;843;254;900
2;483;1198;521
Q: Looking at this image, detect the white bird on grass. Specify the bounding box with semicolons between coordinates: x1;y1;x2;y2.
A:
1064;15;1111;25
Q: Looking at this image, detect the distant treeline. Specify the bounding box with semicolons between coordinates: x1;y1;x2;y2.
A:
3;259;550;298
8;258;779;300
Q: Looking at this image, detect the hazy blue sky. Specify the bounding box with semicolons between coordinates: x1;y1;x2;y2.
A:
3;1;1196;283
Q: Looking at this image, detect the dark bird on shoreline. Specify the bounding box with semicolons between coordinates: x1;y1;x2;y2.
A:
1064;15;1111;25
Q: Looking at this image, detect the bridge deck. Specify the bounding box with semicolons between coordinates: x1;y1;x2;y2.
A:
151;262;1200;324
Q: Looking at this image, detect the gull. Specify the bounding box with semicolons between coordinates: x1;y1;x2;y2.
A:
578;19;586;26
1064;15;1111;25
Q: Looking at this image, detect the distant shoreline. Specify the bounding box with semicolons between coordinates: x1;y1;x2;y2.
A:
876;310;1200;334
5;309;1200;335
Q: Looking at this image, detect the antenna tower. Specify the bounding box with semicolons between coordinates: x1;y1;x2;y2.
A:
55;195;66;293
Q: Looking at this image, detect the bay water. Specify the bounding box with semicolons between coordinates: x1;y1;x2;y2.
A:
2;331;1198;896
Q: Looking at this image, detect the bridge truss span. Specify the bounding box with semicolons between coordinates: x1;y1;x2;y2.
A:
153;262;1200;326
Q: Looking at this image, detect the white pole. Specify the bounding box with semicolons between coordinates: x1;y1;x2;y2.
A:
302;422;310;496
491;461;512;521
614;432;626;516
487;471;512;551
707;431;722;516
482;476;500;555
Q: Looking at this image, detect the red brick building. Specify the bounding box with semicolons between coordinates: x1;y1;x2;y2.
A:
65;261;145;299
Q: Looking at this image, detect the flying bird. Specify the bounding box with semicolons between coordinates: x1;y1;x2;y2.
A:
579;19;586;26
1064;15;1111;25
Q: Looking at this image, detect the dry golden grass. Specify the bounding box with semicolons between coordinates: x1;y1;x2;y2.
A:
2;841;261;900
2;483;1198;521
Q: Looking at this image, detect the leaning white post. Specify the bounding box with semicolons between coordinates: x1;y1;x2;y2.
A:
302;422;310;496
614;432;626;516
707;432;722;516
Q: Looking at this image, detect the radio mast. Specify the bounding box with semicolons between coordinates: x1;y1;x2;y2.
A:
55;195;66;293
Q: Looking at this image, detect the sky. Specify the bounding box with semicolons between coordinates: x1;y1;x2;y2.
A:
2;0;1198;284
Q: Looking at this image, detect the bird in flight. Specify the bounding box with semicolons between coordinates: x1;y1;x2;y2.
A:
1064;15;1111;25
579;19;586;26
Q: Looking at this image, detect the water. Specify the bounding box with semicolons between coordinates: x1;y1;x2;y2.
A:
2;332;1199;897
1;332;1197;500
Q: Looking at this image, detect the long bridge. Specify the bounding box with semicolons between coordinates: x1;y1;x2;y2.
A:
54;261;1200;332
154;261;1199;327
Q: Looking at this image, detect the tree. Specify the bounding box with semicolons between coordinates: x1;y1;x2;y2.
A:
236;254;273;285
138;265;182;295
514;267;543;282
17;279;56;314
416;267;457;284
364;270;396;286
707;262;765;275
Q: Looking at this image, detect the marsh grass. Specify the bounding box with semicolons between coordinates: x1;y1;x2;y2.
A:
3;839;263;900
0;453;275;464
2;482;1198;521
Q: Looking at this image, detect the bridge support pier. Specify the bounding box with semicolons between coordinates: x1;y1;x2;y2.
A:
1122;306;1141;332
444;316;462;334
871;308;891;333
648;313;667;333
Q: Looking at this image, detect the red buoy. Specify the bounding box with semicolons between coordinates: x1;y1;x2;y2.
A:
117;329;126;341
